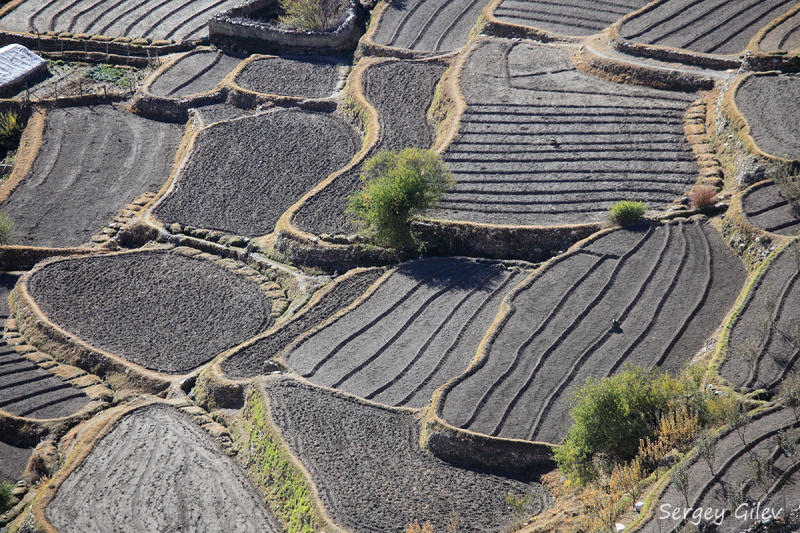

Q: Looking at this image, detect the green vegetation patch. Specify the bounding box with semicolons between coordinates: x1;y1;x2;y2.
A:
83;65;133;87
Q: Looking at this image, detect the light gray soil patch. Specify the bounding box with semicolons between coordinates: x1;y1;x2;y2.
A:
150;51;242;98
736;74;800;160
742;182;800;236
440;220;745;444
0;440;32;483
26;251;274;374
234;56;342;99
620;0;796;56
0;0;240;41
371;0;488;53
761;10;800;53
494;0;650;37
431;40;698;226
293;59;446;236
154;108;360;237
264;378;550;533
222;268;384;379
286;258;525;408
46;404;279;533
192;102;259;124
0;105;181;248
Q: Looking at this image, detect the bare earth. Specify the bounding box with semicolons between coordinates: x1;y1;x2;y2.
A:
742;181;800;236
150;51;243;98
761;10;800;53
736;74;800;160
234;56;343;99
494;0;650;37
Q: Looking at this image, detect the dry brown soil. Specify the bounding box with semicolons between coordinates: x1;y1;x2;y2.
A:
150;51;242;98
736;74;800;160
234;56;342;99
742;181;800;236
494;0;650;37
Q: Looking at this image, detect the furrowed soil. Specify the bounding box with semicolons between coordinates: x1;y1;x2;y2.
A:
0;105;182;248
234;56;342;98
371;0;488;53
285;258;525;408
620;0;797;56
293;59;447;236
154;108;360;237
0;440;32;483
192;103;259;125
761;10;800;53
221;268;384;379
26;251;274;374
431;40;698;226
150;51;242;98
46;404;280;533
720;246;800;391
637;406;800;533
440;220;745;444
263;378;550;533
736;74;800;160
742;182;800;236
494;0;650;37
0;0;240;42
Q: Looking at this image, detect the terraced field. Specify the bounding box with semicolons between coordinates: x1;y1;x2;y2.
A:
370;0;488;53
736;74;800;160
720;245;800;392
638;406;800;533
154;108;360;237
760;9;800;53
293;59;447;236
619;0;796;56
0;105;181;249
0;440;32;483
234;56;343;98
493;0;650;37
286;258;524;408
742;181;800;236
150;51;242;98
0;0;239;42
222;268;384;379
433;40;698;226
264;378;550;533
46;404;279;533
26;251;274;374
439;220;745;444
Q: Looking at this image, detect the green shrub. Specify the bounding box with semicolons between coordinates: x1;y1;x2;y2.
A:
346;148;454;250
0;480;12;513
0;111;23;151
607;200;648;226
83;65;132;87
0;212;13;246
278;0;335;30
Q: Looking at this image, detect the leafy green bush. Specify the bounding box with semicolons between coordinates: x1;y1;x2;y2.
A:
0;480;13;513
0;212;13;246
83;65;132;87
607;200;648;226
0;111;23;151
347;148;454;250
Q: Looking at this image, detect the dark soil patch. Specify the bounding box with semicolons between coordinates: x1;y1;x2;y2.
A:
0;440;32;483
264;378;550;533
293;59;446;236
431;40;698;227
440;220;745;444
494;0;650;37
761;11;800;53
26;251;274;374
150;51;242;98
234;56;342;99
736;74;800;160
46;404;279;533
742;181;800;236
286;258;525;408
0;0;240;41
191;102;259;124
620;0;796;56
222;268;384;379
371;0;487;52
1;105;181;248
154;108;360;237
720;247;800;391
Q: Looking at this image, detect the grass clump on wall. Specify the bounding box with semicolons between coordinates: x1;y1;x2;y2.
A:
607;200;648;226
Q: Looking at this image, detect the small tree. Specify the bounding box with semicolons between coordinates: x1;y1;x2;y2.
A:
671;461;691;507
0;212;13;249
775;427;799;459
0;480;12;514
279;0;337;30
722;398;749;448
779;373;800;421
748;453;773;498
347;149;454;250
610;458;645;509
696;432;719;476
735;338;760;382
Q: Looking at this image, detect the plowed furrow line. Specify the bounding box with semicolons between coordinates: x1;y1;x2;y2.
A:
624;0;712;40
16;392;87;418
778;20;800;49
767;342;800;390
0;383;73;408
765;455;800;499
494;9;610;30
767;219;800;233
165;53;222;96
464;109;682;119
442;192;684;204
457;129;688;138
0;364;38;378
434;205;617;215
121;0;181;37
502;87;692;103
464;117;684;126
164;0;229;39
500;0;628;17
748;198;790;217
80;0;132;33
29;0;63;32
50;0;90;32
448;146;693;155
0;373;50;391
386;0;426;47
0;357;26;367
447;155;694;164
468;102;689;111
432;0;483;50
62;0;109;32
450;168;696;176
454;178;695;188
96;0;148;35
645;0;730;46
143;0;217;38
407;0;451;49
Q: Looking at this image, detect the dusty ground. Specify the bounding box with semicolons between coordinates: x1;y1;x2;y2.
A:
761;11;800;53
619;0;796;56
150;51;243;98
154;108;360;237
736;74;800;160
222;268;384;379
234;56;342;98
0;0;240;42
264;378;550;533
286;258;525;408
0;105;182;248
293;59;446;236
46;403;279;533
0;440;32;483
493;0;650;37
192;102;259;124
26;251;274;374
742;182;800;236
440;220;745;444
431;40;698;226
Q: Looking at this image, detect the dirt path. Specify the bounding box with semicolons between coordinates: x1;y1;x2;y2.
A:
150;51;242;98
264;378;550;533
46;403;280;533
440;220;745;444
742;182;800;236
234;56;343;98
1;105;182;248
736;74;800;160
494;0;649;37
